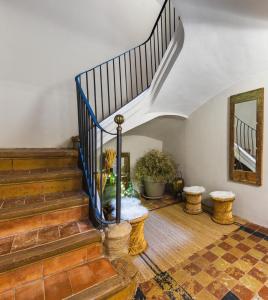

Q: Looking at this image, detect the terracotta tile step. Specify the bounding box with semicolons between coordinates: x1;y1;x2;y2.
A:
0;257;117;300
0;168;82;184
0;148;78;158
0;191;88;221
68;257;139;300
0;220;93;257
0;169;82;199
0;228;101;273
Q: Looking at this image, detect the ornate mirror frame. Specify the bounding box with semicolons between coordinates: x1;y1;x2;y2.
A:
229;88;264;186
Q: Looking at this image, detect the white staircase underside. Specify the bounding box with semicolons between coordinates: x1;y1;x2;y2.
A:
234;143;256;172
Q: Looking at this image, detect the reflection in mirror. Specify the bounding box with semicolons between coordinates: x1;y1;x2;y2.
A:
234;100;257;172
229;88;264;186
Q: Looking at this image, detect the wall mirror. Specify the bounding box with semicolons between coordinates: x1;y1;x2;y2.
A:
229;88;264;186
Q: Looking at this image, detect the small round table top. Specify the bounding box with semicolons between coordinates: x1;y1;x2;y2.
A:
183;186;205;194
210;191;235;201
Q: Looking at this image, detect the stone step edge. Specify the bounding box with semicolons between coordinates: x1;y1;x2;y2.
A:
0;230;101;274
0;194;88;221
0;169;82;185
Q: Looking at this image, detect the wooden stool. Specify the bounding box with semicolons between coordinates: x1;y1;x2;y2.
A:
210;191;235;225
183;186;205;215
129;213;148;255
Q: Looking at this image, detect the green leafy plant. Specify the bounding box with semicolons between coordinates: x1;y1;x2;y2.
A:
134;150;176;184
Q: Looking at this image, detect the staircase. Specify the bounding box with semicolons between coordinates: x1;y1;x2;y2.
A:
0;149;137;299
75;0;179;227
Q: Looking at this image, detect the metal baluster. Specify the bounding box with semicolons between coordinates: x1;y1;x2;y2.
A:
100;130;103;223
119;56;123;107
124;53;128;103
161;15;164;57
100;66;104;120
106;63;111;116
153;32;157;73
113;59;117;111
157;23;160;66
150;38;153;79
174;7;176;32
169;0;171;41
139;46;143;91
129;51;134;99
145;43;149;88
114;115;124;223
134;48;138;96
93;69;97;119
165;6;167;50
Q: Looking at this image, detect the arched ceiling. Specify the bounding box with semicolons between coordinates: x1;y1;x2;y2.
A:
151;0;268;117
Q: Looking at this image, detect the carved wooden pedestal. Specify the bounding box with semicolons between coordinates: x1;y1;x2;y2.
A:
129;213;148;255
211;196;235;225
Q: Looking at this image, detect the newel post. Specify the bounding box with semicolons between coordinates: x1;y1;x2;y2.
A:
114;114;124;223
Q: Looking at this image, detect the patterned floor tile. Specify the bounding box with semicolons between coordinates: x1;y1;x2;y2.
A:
137;222;268;300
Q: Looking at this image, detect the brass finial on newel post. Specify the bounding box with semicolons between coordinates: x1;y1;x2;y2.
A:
114;114;124;223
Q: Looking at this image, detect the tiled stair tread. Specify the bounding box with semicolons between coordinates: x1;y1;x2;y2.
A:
0;258;118;300
0;148;78;158
0;191;88;220
0;168;82;184
0;228;101;273
68;257;139;300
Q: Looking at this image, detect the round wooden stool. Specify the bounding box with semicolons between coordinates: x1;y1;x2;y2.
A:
183;186;205;215
129;213;148;255
210;191;235;225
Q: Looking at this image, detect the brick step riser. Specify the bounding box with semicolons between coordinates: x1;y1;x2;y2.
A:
0;205;88;238
0;243;103;294
0;157;78;172
0;177;82;199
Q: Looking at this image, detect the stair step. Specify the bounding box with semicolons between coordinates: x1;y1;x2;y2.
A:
0;169;82;199
0;148;78;172
0;192;89;237
0;224;101;273
0;257;117;299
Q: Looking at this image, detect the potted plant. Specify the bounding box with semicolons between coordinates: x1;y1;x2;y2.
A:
134;150;176;198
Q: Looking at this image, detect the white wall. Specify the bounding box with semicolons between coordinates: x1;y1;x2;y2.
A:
182;72;268;227
0;0;160;148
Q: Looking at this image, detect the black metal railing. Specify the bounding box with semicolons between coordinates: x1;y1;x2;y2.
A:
75;0;179;227
235;115;256;158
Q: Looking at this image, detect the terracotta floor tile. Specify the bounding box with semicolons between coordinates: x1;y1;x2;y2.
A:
193;271;214;288
205;265;221;278
225;266;245;280
44;272;72;300
258;285;268;299
262;254;268;264
240;273;264;293
248;267;267;283
206;280;228;299
203;251;218;262
15;280;44;300
241;254;258;266
195;288;218;300
218;241;232;251
43;248;87;276
87;243;102;261
182;278;203;295
254;243;268;254
231;233;245;241
0;236;14;255
232;283;254;300
0;289;15;300
236;242;250;252
68;264;95;293
89;258;117;282
216;273;237;290
59;222;79;238
38;225;60;245
11;230;38;252
222;253;238;264
183;262;202;276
